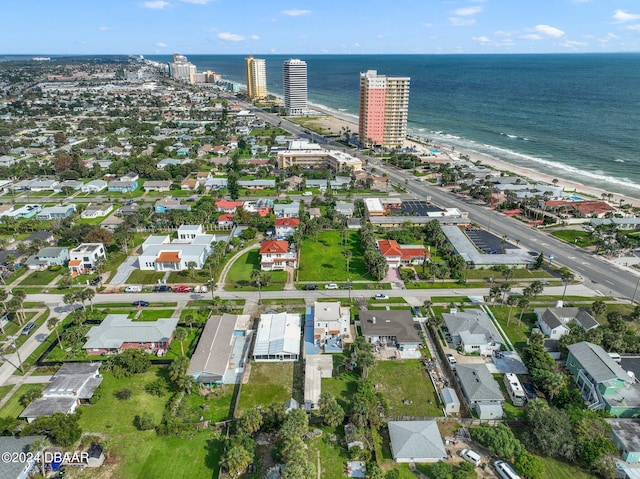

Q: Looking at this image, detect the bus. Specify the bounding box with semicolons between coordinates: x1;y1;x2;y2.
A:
493;460;521;479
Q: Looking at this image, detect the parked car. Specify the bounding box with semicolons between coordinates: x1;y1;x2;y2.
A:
324;283;338;290
303;284;318;290
125;285;142;293
89;276;102;286
446;353;457;370
340;284;353;289
193;285;208;293
173;285;191;293
21;321;35;335
132;300;150;307
412;306;422;316
373;294;389;300
302;191;312;196
153;285;172;292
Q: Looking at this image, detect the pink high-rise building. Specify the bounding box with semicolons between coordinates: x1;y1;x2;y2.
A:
359;70;410;148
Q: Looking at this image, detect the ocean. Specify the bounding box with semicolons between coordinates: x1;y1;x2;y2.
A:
146;54;640;197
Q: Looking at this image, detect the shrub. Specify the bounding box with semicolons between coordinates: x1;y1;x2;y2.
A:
134;412;155;431
114;388;132;400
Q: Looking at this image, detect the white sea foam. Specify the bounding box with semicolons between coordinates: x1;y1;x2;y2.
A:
615;159;625;163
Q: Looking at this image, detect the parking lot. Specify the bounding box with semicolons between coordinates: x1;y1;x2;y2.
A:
464;228;517;254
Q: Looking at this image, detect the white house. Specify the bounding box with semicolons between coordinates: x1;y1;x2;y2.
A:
259;240;297;271
274;218;300;238
442;309;502;355
313;301;351;352
81;179;107;193
81;203;113;219
68;243;106;276
138;225;215;272
535;307;599;340
253;312;301;361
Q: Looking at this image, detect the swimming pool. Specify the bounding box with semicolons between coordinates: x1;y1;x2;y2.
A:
569;195;583;201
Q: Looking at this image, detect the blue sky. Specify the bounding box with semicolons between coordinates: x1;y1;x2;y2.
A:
3;0;640;54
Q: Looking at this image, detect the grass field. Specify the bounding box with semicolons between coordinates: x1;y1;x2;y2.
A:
19;269;64;286
125;270;166;285
224;250;287;291
237;361;299;415
298;230;371;282
75;368;230;479
131;309;175;321
550;229;596;247
0;384;45;418
537;455;596;479
489;306;535;353
465;268;553;279
369;360;443;417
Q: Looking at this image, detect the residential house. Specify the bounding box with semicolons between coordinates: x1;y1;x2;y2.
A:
83;314;178;355
442;309;503;355
377;240;427;268
156;158;185;169
204;177;228;190
81;203;113;219
196;171;212;183
154;197;191;213
25;247;69;270
535;307;599;340
455;364;504;419
197;144;214;156
253;312;301;361
238;179;276;190
68;243;106;276
216;199;243;214
217;214;234;228
1;204;41;220
19;363;103;423
81;179;107;193
606;419;640;463
101;214;124;231
35;204;76;221
24;230;56;245
308;207;322;219
284;175;304;190
54;179;83;192
274;202;300;218
358;310;422;355
259;240;298;271
138;225;215;271
244;199;272;216
143;180;172;192
274;218;300;238
0;436;47;479
29;179;59;192
108;179;138;193
117;204;140;217
180;178;198;191
566;341;640;417
312;301;351;352
335;201;354;218
388;421;447;463
188;313;252;385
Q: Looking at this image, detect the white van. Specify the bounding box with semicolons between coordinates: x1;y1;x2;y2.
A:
125;285;142;293
608;352;622;363
493;460;521;479
460;449;481;467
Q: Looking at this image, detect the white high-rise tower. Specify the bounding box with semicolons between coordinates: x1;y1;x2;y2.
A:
283;59;308;116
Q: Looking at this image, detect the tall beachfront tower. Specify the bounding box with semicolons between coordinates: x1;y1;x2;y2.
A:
245;56;267;100
169;53;197;83
283;59;308;116
359;70;410;148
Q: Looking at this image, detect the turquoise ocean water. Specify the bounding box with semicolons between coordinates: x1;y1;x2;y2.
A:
154;54;640;196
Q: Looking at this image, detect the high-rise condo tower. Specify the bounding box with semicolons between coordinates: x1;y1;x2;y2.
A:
283;59;308;116
245;56;267;100
359;70;410;148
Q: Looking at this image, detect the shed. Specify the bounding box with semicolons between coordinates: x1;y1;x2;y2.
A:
441;387;460;414
86;444;105;467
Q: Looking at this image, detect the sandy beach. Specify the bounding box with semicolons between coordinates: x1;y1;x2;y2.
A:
307;102;640;208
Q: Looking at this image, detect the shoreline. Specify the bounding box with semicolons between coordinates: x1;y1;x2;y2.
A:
304;101;640;208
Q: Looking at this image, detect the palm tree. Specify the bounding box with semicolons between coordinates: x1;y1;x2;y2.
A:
560;268;575;301
168;356;188;383
29;437;48;476
186;261;197;280
183;313;195;331
81;288;95;311
506;295;519;326
517;297;530;326
250;269;263;305
344;250;352;273
47;317;62;350
174;328;188;356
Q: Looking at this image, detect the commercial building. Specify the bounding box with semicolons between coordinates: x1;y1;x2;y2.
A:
245;56;267;100
283;59;308;116
169;53;197;83
359;70;410;148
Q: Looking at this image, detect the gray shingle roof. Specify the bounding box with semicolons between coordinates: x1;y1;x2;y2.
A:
442;309;502;344
388;421;446;461
456;364;504;402
0;436;46;478
83;314;178;350
359;310;421;344
187;313;238;381
567;341;629;384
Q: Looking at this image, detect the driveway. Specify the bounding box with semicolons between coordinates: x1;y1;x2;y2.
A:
109;256;138;285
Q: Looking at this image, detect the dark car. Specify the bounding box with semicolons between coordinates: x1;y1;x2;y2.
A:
303;284;318;290
90;275;102;286
340;284;353;289
412;306;422;316
152;285;172;292
132;300;150;307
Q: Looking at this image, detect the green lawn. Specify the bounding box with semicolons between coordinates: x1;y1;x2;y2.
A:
76;368;228;479
369;360;443;417
298;230;371;282
430;296;472;304
0;384;45;418
130;309;175;321
465;268;552;279
551;229;596;247
19;269;64;286
322;354;359;410
489;306;534;353
224;250;287;291
0;385;15;403
537;455;596;479
237;361;298;415
166;268;215;284
125;270;166;285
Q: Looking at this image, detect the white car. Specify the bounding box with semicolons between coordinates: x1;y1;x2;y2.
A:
124;285;142;293
302;191;312;196
324;283;338;290
374;294;389;300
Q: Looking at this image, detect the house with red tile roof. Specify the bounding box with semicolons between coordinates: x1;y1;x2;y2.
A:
377;240;428;268
274;218;300;238
544;200;616;219
217;214;234;228
259;240;297;271
215;199;244;213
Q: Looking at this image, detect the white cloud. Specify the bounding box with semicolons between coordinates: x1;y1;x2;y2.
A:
218;32;245;42
143;1;170;9
528;24;565;38
250;34;260;40
627;24;640;32
521;34;542;40
472;36;492;43
156;42;168;47
449;17;476;27
98;26;110;31
180;0;213;4
560;40;587;48
455;6;482;16
613;10;640;23
282;9;311;17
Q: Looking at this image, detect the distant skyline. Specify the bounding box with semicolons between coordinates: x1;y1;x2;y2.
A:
3;0;640;55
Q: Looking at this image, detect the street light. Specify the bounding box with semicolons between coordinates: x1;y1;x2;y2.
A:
12;338;23;374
